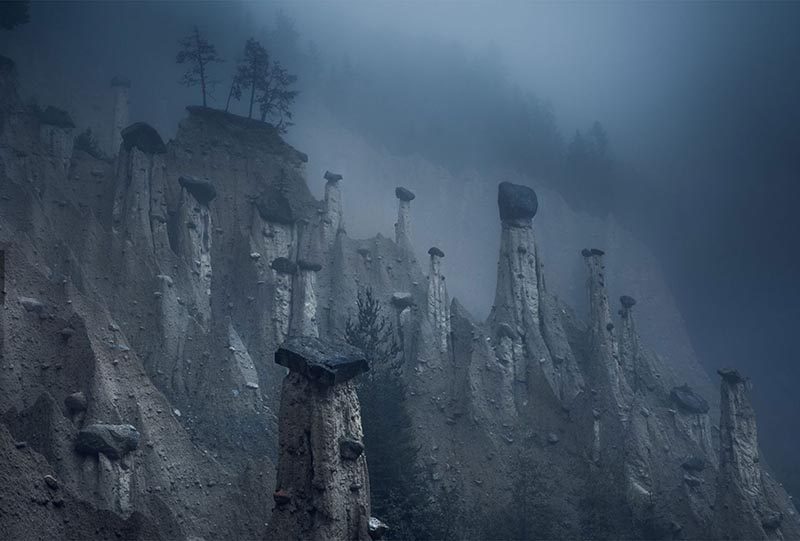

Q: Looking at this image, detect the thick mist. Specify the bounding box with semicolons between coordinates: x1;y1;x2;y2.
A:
3;1;798;498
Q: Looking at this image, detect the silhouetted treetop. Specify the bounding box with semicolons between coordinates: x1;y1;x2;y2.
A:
176;25;222;108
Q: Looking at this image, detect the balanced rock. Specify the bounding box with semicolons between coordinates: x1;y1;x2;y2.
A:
428;246;445;258
718;368;746;384
498;181;538;222
681;456;706;472
75;424;140;459
297;259;322;272
64;391;87;414
324;170;342;183
121;122;166;154
37;106;75;128
620;295;637;308
254;188;294;224
395;186;415;201
391;292;414;310
275;336;368;387
179;175;217;205
670;384;710;414
271;257;298;275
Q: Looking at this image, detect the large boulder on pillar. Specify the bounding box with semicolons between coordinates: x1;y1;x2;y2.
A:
498;181;538;222
121;122;166;154
179;175;217;205
275;336;369;387
75;424;140;459
670;384;710;414
395;186;415;201
268;337;372;540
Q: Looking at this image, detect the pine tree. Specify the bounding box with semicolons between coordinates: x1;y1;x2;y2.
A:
232;38;269;119
345;288;439;539
176;26;222;108
257;61;298;133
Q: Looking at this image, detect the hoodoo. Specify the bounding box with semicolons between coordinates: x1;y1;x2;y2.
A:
109;76;130;154
583;248;632;416
394;186;415;251
426;246;450;354
322;170;344;250
713;369;796;539
489;181;584;407
267;337;372;541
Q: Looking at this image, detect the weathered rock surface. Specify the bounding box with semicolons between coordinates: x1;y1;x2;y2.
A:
2;53;799;541
267;339;371;541
75;424;140;459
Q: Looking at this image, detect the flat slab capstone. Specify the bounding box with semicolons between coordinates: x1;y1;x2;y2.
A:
498;181;538;222
275;336;368;387
179;175;217;205
670;384;710;414
121;122;166;154
75;424;140;459
395;186;416;201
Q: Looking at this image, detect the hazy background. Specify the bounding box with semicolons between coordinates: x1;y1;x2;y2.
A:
2;1;798;497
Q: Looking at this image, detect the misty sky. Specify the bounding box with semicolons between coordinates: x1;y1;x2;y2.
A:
3;0;799;497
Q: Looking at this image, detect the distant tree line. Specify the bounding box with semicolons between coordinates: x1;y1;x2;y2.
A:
176;23;298;133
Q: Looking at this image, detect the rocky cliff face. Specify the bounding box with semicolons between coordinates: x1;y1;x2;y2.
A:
1;58;798;540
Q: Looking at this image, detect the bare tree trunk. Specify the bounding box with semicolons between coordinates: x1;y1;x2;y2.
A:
225;82;234;112
248;78;255;118
200;61;207;108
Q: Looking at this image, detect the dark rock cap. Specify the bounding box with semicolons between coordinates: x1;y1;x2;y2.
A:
620;295;637;308
297;259;323;272
498;182;538;222
254;189;294;225
391;292;414;310
324;170;343;183
681;456;706;472
428;246;445;258
591;248;605;256
581;248;592;258
37;106;75;128
271;257;297;275
275;336;369;386
121;122;166;154
496;322;517;340
717;368;746;384
179;175;217;205
395;186;416;201
762;513;783;531
64;392;87;414
670;384;710;414
339;438;365;460
110;76;131;88
75;424;140;459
